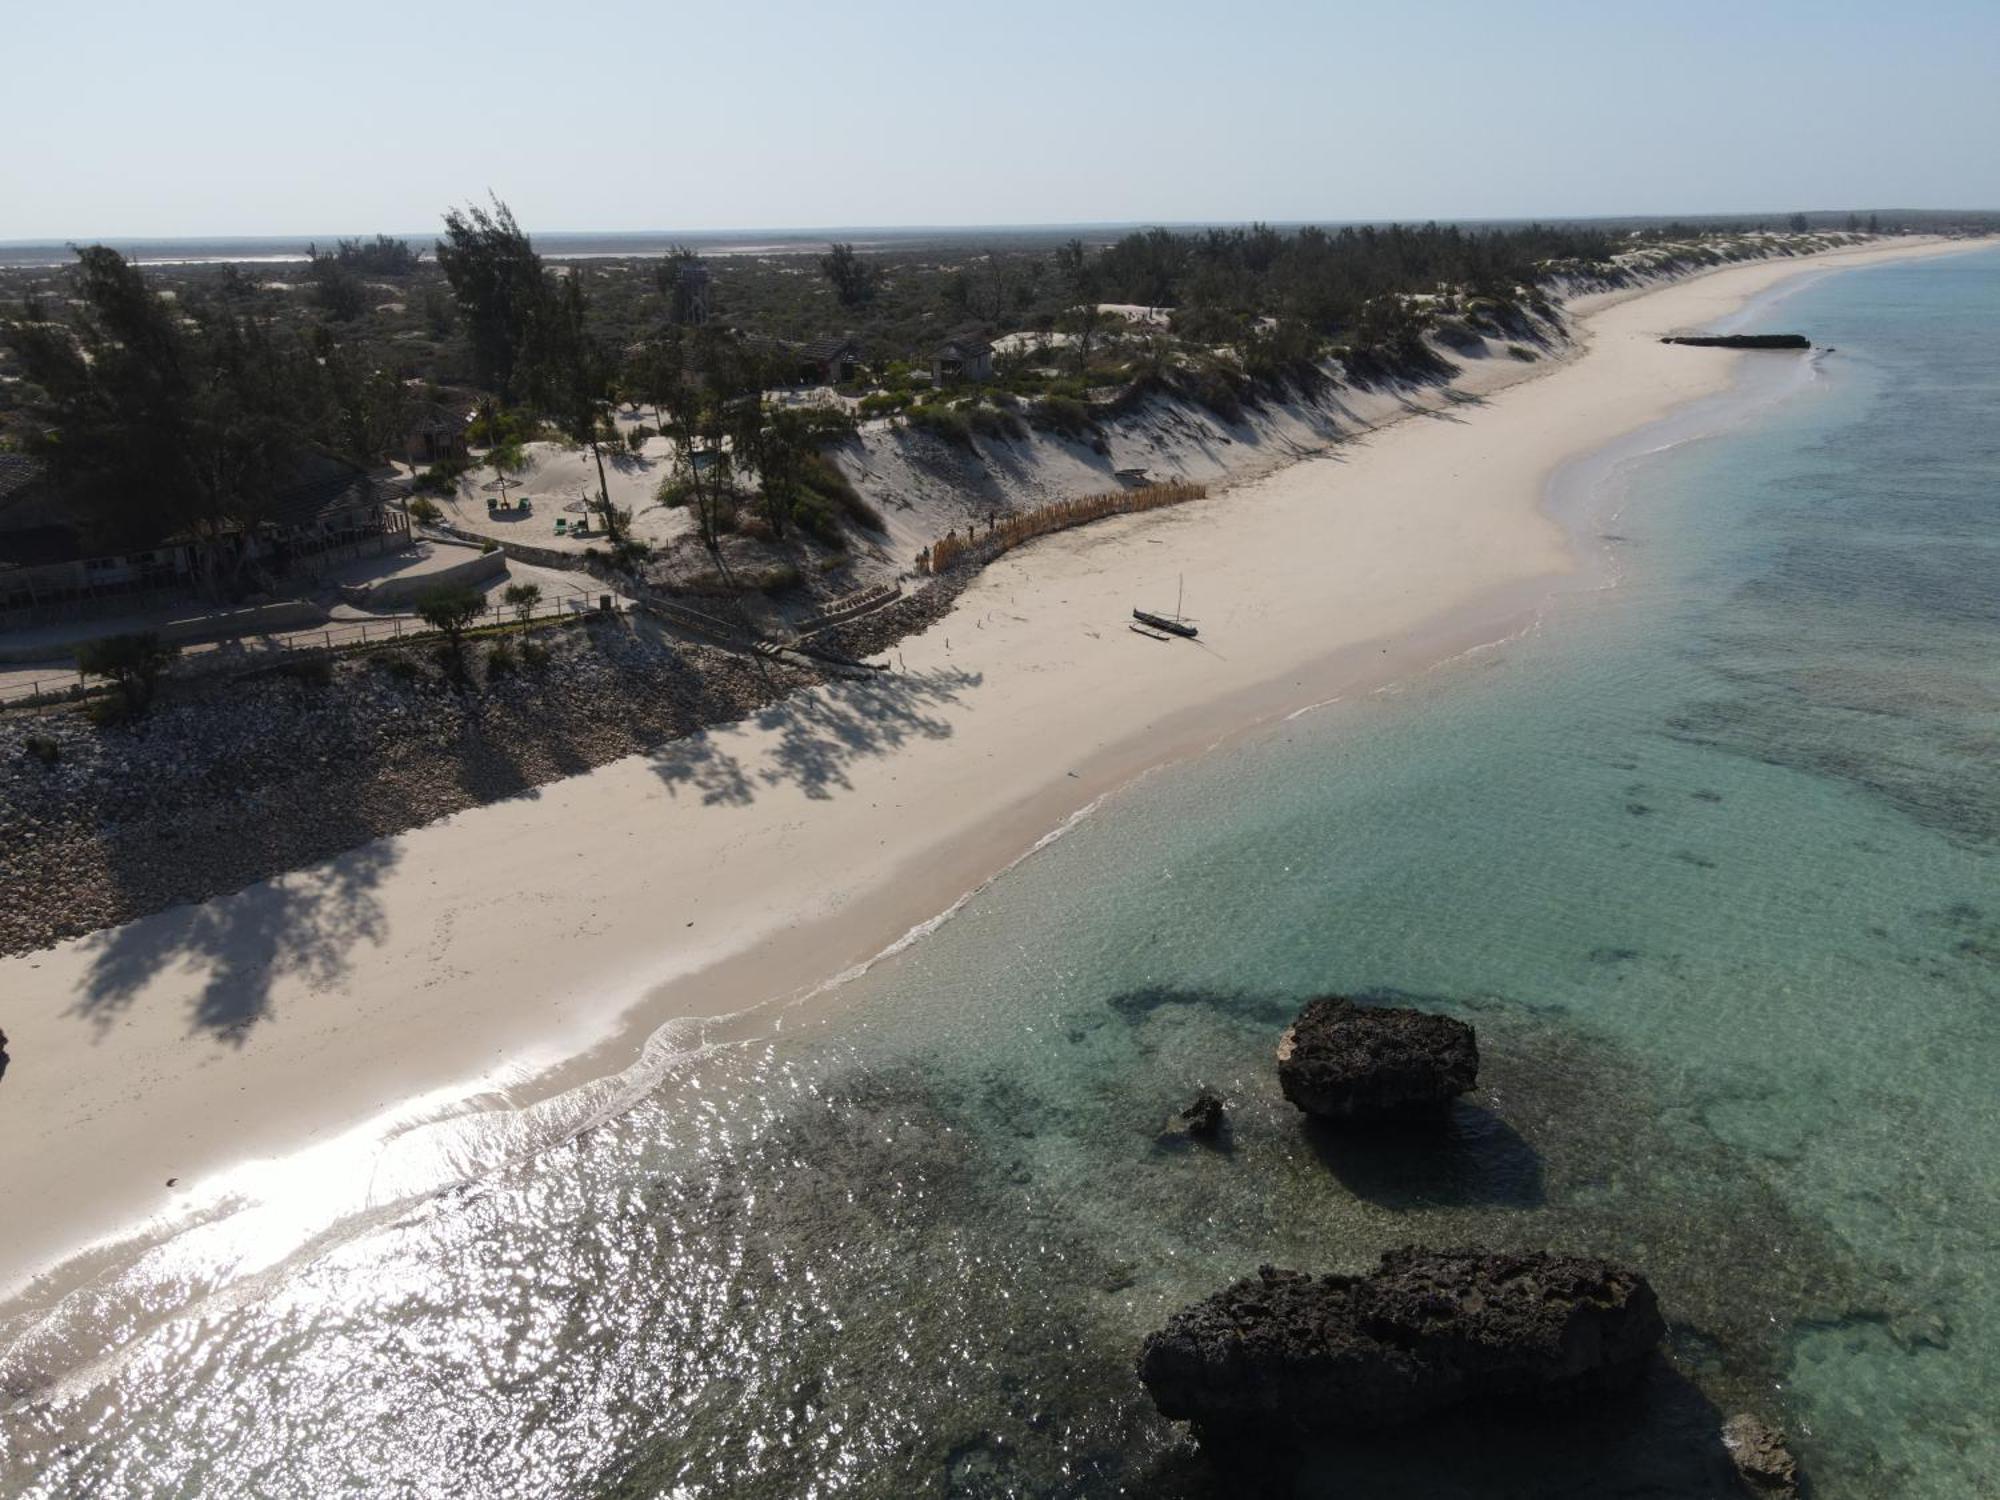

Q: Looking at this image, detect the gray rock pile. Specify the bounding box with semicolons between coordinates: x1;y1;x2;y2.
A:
0;619;816;954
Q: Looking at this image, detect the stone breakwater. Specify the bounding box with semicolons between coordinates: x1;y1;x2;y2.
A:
801;572;970;662
0;619;817;956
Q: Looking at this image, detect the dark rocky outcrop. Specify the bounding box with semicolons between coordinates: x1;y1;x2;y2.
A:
1723;1413;1802;1495
1179;1089;1226;1138
1138;1247;1665;1440
1276;996;1478;1121
1661;334;1811;350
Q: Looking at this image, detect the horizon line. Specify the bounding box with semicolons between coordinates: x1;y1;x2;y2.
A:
4;206;1995;251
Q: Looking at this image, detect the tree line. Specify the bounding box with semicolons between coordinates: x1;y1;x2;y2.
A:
1075;221;1618;332
0;197;879;585
1;247;413;589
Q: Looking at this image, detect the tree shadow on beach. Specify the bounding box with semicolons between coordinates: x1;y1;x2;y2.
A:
70;839;398;1043
1401;387;1490;425
647;665;983;805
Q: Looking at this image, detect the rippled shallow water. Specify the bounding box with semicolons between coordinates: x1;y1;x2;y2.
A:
4;250;1997;1498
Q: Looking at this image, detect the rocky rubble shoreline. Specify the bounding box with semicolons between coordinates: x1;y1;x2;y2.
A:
0;618;817;955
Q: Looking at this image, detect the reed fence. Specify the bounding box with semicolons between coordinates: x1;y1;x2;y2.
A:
915;480;1208;576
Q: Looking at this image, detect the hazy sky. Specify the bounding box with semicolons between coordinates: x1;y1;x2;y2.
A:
5;0;1996;240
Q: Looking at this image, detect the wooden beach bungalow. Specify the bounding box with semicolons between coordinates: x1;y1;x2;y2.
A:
932;334;994;385
742;332;864;388
405;406;470;468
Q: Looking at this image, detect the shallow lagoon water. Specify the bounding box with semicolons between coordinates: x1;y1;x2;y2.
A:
4;251;1997;1497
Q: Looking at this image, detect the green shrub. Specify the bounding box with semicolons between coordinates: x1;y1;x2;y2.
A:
967;405;1026;441
793;492;848;549
1170;305;1245;344
799;453;883;533
1432;318;1485;351
416;461;466;497
520;639;552;669
23;733;59;766
1507;343;1538;362
487;640;518;675
1181;366;1247;425
408;496;443;523
417;584;484;636
797;405;859;445
858;391;910;418
372;651;423;682
417;584;486;677
75;631;178;714
1029;394;1095;439
612;538;654;570
467;404;538;448
908;403;973;447
502;581;542;624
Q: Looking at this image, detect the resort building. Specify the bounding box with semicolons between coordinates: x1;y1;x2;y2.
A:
0;451;411;625
932;334;995;385
742;332;864;387
405;406;470;468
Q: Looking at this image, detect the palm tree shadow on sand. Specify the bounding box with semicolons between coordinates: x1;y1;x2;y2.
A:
70;840;399;1044
647;665;983;805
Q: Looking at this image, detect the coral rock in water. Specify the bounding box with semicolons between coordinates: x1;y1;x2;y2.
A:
1180;1090;1226;1138
1723;1413;1802;1495
1275;996;1478;1121
1138;1246;1665;1439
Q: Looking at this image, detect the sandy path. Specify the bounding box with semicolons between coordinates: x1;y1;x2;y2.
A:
0;237;1980;1302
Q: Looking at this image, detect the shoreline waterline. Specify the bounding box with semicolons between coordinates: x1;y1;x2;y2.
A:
0;234;1984;1313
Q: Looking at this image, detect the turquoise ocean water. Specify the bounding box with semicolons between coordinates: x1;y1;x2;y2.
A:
3;250;1996;1497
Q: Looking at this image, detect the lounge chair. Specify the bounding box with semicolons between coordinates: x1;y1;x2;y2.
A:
554;518;567;534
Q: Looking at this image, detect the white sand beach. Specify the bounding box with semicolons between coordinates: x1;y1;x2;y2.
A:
0;236;1979;1303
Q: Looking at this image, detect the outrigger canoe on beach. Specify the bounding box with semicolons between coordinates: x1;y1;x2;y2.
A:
1132;609;1197;638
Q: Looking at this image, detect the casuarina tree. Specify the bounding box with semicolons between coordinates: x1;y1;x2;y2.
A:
818;242;880;307
2;246;311;595
436;198;553;399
